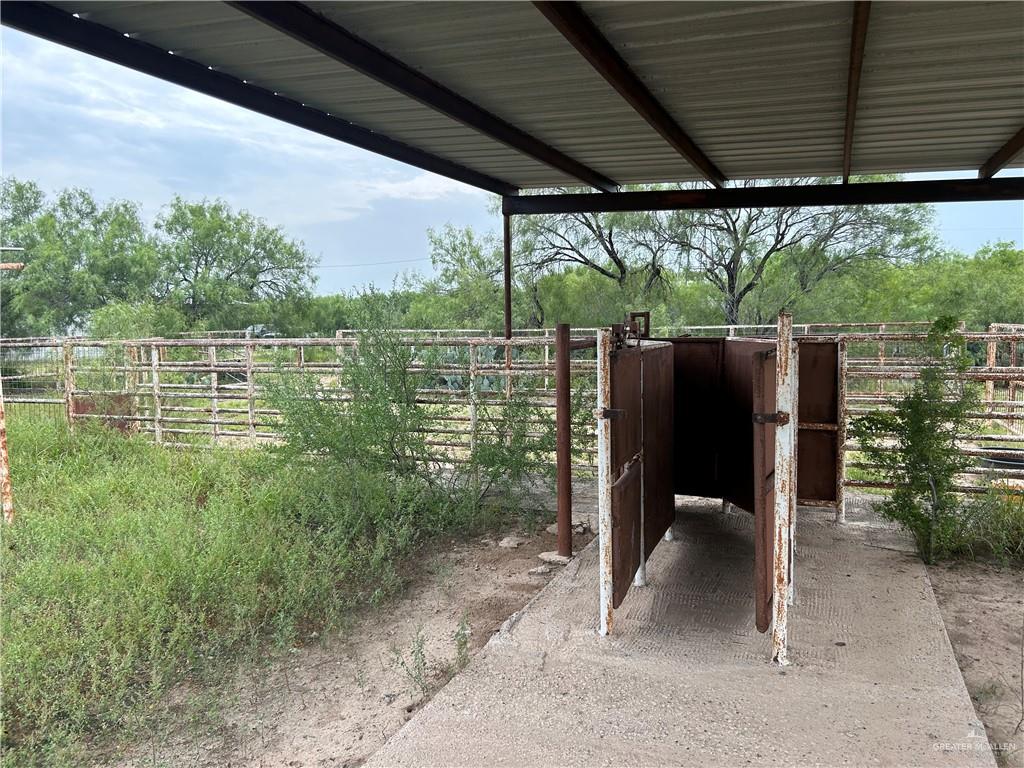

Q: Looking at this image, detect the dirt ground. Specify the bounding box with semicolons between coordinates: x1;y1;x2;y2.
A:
929;561;1024;768
106;525;592;768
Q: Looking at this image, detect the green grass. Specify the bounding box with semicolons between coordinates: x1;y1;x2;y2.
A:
0;415;496;766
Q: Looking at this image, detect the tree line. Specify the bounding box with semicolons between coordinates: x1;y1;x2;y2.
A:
1;176;1020;338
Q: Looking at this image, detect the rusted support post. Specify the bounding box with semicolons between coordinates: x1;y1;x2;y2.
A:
503;213;512;343
503;213;513;399
836;338;848;524
245;343;256;439
150;344;162;445
208;345;220;443
0;375;14;524
772;311;797;665
555;323;572;558
596;328;614;636
877;323;886;396
62;340;75;431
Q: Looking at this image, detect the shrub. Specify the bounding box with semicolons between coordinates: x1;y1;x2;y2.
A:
851;317;980;562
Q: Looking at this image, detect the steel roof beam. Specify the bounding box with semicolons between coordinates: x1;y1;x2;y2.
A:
534;1;726;188
502;177;1024;216
979;127;1024;178
842;2;871;184
0;1;518;196
231;1;618;193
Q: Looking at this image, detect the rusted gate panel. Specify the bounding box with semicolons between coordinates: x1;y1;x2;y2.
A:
752;350;777;633
642;343;675;559
609;344;642;608
720;339;776;512
797;341;840;504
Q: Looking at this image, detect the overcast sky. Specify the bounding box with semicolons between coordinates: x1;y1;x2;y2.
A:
2;28;1021;296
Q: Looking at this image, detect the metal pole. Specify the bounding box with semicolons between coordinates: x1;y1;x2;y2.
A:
836;338;848;524
246;343;256;439
468;343;478;453
986;329;997;406
503;213;513;399
208;345;219;443
596;328;614;636
150;345;162;445
63;341;75;431
503;213;512;342
555;323;572;558
771;311;796;665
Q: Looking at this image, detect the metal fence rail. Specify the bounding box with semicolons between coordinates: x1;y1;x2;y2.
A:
0;334;599;472
3;322;1021;509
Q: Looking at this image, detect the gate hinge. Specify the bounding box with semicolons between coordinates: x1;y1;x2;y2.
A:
594;408;625;420
752;411;790;425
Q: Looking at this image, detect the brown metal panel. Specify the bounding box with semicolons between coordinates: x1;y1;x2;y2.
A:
659;338;723;498
609;344;642;608
721;339;775;513
752;350;777;633
642;343;675;559
797;341;840;504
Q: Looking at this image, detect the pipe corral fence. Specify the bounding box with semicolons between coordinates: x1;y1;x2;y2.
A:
2;322;1022;513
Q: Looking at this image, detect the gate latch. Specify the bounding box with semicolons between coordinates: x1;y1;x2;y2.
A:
594;408;625;420
752;411;790;425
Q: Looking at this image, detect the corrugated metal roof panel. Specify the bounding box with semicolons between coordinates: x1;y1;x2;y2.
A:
39;1;1024;189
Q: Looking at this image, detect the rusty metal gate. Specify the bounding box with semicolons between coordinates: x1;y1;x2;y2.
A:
598;313;810;663
596;325;675;635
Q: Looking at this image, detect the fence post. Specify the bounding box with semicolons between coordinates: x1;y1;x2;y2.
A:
555;323;572;558
150;344;162;445
208;345;219;444
985;327;997;406
877;323;886;396
246;343;256;439
836;338;848;524
63;340;75;431
468;343;478;452
772;311;796;666
596;328;614;637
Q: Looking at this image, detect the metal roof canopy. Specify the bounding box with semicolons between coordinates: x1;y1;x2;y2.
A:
3;0;1023;197
4;0;1023;336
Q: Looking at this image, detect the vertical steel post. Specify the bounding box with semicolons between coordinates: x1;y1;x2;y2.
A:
245;343;256;439
836;338;848;524
62;340;75;431
208;345;220;444
150;344;162;445
555;324;573;558
503;214;513;399
468;343;479;453
596;329;614;636
503;213;512;343
772;312;796;665
986;330;997;406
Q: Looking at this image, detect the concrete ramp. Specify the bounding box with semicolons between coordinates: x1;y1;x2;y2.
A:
369;502;994;767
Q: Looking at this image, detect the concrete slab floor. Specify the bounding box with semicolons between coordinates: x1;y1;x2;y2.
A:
368;499;995;768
